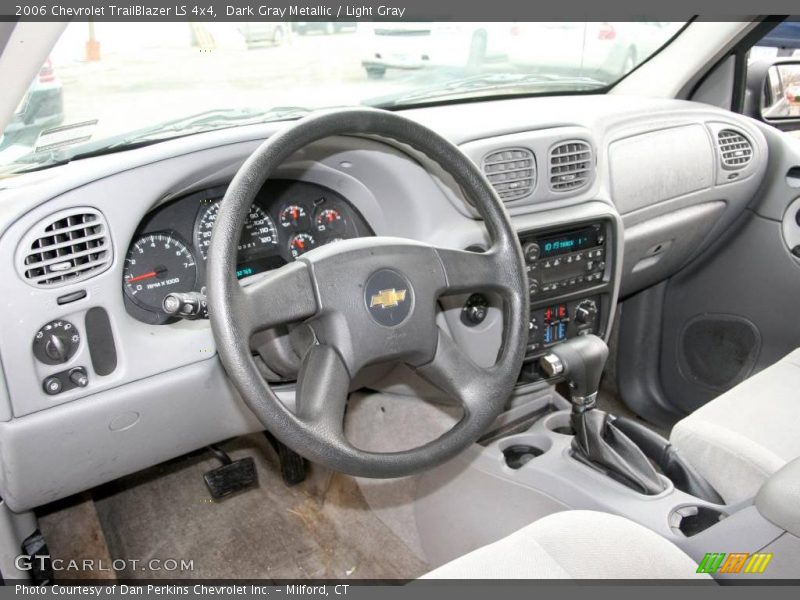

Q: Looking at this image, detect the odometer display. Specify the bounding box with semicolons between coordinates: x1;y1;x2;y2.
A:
195;201;278;260
123;233;197;314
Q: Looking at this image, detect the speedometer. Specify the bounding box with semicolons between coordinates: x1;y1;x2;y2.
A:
195;201;278;260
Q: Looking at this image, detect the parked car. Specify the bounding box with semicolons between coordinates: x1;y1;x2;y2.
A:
0;58;63;149
361;23;510;79
506;22;682;81
292;22;356;36
238;22;288;48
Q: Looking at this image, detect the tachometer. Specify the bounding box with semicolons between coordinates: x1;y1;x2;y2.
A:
123;233;197;313
195;201;278;260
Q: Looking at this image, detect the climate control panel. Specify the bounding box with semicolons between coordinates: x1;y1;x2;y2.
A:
527;297;601;355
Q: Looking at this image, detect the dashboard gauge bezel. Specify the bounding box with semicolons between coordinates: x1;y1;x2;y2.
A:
122;179;374;324
122;230;198;321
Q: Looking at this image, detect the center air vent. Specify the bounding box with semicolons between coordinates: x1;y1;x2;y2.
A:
549;140;593;192
482;148;536;202
18;208;112;288
717;129;753;170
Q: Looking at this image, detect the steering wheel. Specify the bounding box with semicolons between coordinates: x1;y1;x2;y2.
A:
207;108;528;478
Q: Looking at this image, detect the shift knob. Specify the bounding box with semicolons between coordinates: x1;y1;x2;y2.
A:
540;334;609;402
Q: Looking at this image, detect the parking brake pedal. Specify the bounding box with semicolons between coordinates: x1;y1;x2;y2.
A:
203;445;258;500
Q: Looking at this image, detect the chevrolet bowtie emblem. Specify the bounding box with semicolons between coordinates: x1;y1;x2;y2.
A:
370;288;407;309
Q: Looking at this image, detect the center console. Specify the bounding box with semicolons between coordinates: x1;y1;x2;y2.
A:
518;219;615;378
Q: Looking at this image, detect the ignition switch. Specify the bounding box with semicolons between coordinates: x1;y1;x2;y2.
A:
461;293;490;326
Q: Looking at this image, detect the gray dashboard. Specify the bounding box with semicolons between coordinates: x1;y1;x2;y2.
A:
0;94;771;510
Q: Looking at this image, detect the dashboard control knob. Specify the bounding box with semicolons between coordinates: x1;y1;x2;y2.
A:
528;280;540;297
575;300;598;325
523;242;540;262
33;320;80;365
43;376;63;395
45;335;67;363
69;367;89;388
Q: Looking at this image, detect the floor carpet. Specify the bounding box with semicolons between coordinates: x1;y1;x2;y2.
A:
39;433;429;581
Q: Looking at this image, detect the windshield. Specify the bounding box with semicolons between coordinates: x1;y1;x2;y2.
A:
0;21;685;176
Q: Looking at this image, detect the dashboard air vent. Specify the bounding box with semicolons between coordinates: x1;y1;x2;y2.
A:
549;140;593;192
19;208;112;288
482;147;536;201
717;129;753;170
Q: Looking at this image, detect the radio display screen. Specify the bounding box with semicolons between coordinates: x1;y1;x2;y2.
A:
539;227;598;258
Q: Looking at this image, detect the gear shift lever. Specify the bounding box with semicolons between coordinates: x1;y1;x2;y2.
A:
540;334;607;408
541;335;665;495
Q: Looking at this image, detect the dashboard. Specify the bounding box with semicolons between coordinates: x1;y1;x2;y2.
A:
0;93;781;512
122;179;372;323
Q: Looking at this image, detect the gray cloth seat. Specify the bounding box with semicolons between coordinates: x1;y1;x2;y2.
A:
423;510;708;579
670;348;800;504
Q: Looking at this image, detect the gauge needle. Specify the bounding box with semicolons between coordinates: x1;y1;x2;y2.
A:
127;268;165;283
295;240;305;250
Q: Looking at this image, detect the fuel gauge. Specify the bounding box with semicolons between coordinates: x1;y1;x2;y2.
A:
288;232;316;258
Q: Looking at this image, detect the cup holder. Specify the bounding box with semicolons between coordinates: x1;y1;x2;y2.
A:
669;505;728;537
545;412;575;436
503;445;543;469
500;435;552;469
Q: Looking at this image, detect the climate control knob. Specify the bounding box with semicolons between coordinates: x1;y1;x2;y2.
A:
575;300;598;325
33;320;80;365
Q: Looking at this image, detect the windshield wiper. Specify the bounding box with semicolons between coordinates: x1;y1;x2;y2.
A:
365;73;608;108
0;106;311;178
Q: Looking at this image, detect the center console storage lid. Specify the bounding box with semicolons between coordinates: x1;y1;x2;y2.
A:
756;457;800;537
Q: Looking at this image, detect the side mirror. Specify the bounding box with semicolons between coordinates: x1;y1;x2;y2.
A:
746;58;800;130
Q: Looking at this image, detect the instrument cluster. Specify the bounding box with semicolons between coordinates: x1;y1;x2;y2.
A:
122;179;372;323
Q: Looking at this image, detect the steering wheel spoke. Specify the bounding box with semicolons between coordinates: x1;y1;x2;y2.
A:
435;247;516;295
415;326;493;414
234;261;319;335
295;344;350;438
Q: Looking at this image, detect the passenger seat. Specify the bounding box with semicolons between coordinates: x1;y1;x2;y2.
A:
670;348;800;504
